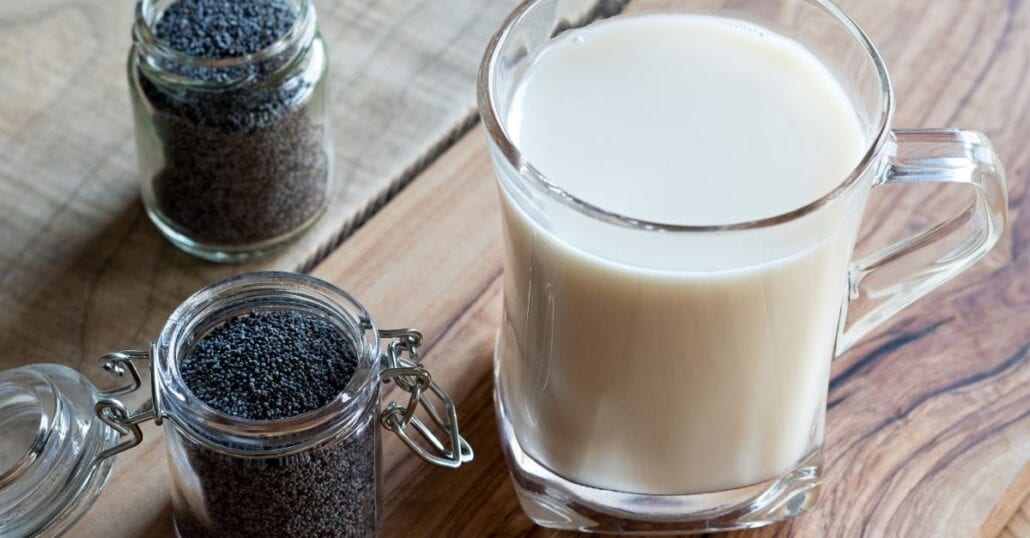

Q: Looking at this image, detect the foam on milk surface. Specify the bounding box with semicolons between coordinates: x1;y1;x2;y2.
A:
497;14;868;494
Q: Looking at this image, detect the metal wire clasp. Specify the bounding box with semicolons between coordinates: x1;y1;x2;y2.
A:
379;329;473;468
94;347;161;461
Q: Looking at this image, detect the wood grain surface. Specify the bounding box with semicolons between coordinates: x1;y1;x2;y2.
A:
327;136;1029;537
989;464;1030;538
0;0;1025;536
1001;497;1030;538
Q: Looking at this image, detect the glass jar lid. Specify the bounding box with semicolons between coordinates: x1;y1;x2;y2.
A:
0;364;119;537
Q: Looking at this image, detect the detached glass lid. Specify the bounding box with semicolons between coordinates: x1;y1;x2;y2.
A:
0;364;120;537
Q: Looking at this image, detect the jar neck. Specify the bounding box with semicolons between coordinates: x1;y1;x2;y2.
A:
131;0;318;90
154;272;382;457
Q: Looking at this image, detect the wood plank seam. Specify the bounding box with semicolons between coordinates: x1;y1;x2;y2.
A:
298;110;480;272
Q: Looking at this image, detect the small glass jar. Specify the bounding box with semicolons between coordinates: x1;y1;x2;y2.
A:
128;0;332;262
0;273;471;537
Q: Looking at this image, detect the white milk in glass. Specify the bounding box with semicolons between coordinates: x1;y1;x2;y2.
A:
496;14;867;494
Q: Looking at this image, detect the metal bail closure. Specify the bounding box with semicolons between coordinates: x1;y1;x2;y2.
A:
378;329;474;468
94;347;161;462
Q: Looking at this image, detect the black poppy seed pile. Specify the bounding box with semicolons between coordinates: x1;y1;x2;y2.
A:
142;0;328;246
174;310;378;537
170;414;379;537
180;310;356;420
154;0;295;59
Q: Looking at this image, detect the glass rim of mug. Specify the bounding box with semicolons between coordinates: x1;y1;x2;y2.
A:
477;0;895;232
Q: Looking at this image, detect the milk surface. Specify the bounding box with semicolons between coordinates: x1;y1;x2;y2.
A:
496;14;867;494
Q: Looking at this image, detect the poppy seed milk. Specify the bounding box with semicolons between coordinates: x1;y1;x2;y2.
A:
496;14;867;494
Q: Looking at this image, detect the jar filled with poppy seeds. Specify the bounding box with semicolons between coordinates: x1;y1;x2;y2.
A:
0;273;472;537
128;0;332;262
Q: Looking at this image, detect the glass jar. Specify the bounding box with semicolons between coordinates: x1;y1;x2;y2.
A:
128;0;332;262
0;273;472;537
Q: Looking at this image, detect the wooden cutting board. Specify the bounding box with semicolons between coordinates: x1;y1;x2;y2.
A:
311;3;1030;535
69;122;1030;537
325;126;1028;538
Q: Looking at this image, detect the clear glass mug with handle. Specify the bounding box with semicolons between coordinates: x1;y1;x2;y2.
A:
478;0;1007;534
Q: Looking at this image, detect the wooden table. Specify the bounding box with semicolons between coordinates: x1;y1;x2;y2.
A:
0;0;1026;536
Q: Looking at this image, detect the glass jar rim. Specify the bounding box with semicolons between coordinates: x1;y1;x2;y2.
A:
131;0;318;88
476;0;895;233
155;272;382;457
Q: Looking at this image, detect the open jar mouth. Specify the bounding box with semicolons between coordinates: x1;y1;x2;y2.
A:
132;0;319;89
155;272;382;457
476;0;895;232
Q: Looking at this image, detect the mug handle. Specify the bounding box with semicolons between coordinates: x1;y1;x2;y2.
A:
836;128;1008;354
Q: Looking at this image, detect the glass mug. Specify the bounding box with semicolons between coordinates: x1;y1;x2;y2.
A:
478;0;1007;533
